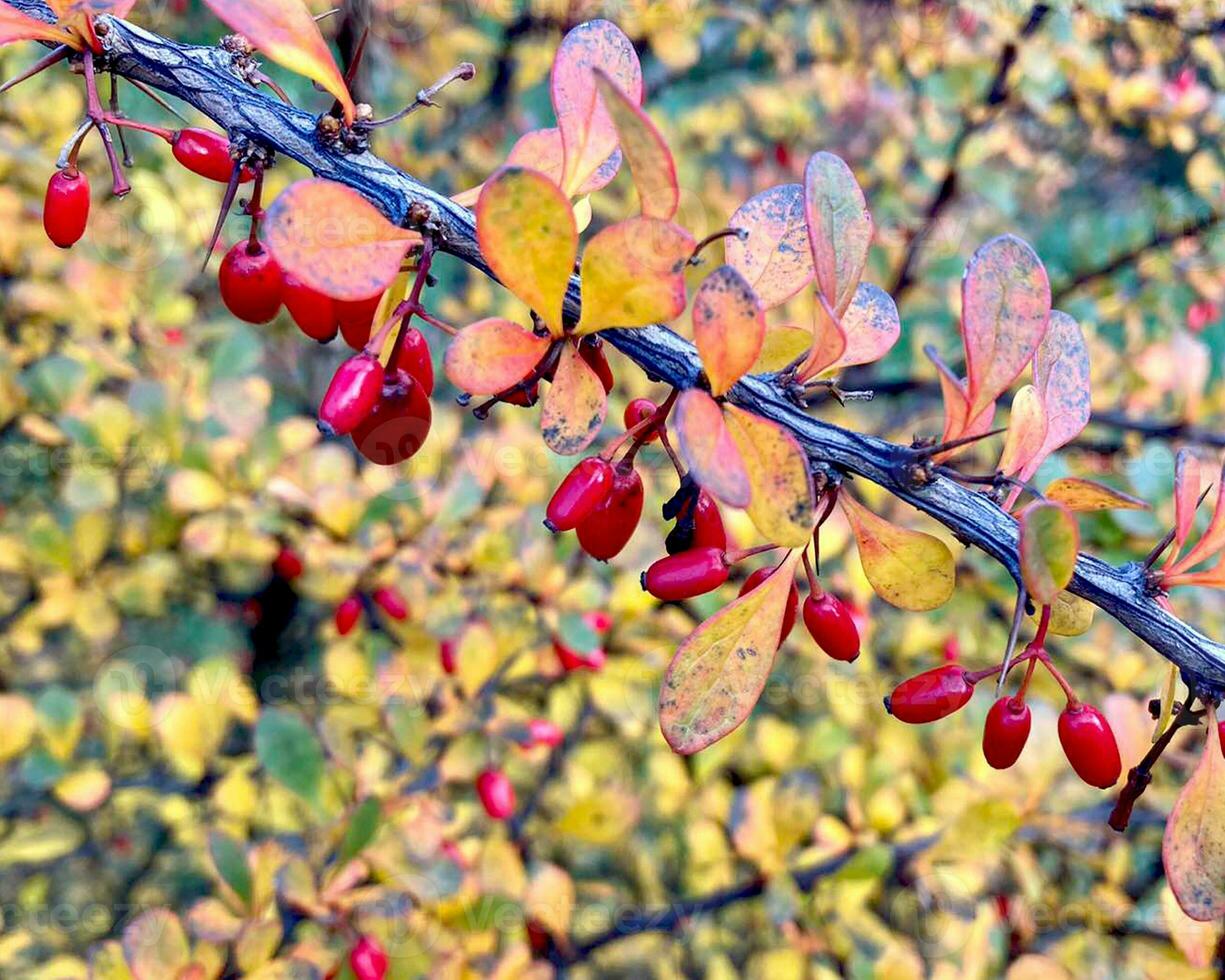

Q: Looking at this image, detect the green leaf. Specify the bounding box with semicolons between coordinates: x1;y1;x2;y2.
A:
1018;501;1080;605
254;708;325;804
209;831;253;908
338;798;381;863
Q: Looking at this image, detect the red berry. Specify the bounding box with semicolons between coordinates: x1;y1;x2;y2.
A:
439;638;457;675
885;665;975;723
1058;703;1122;789
219;241;283;324
273;547;303;580
643;547;729;601
319;353;384;436
576;464;643;561
351;370;432;465
171;128;253;184
1187;300;1220;334
579;338;615;393
802;593;860;662
335;596;362;636
525;718;564;748
624;398;661;442
372;585;409;621
336;293;383;349
282;274;337;342
390;326;434;395
739;567;799;647
43;169;90;249
982;696;1032;769
545;457;614;532
348;935;388;980
476;768;515;820
584;611;613;633
554;639;606;673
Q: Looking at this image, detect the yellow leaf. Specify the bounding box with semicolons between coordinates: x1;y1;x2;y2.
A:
593;70;678;219
553;788;640;844
722;405;814;547
167;470;227;513
525;863;575;937
693;265;765;396
838;492;955;611
122;909;190;980
540;342;607;456
574;217;693;333
1045;478;1149;513
53;768;112;812
456;620;500;698
1163;704;1225;921
0;695;35;762
659;551;801;754
1033;590;1094;636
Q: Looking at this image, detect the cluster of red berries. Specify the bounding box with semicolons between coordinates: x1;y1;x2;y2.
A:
885;646;1123;789
332;585;410;634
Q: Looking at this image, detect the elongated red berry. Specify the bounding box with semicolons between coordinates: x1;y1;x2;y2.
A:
348;934;389;980
335;595;362;636
336;293;383;349
643;547;729;601
351;370;432;465
579;339;614;393
802;592;860;661
739;567;799;647
171;128;253;184
476;768;515;820
1058;703;1122;788
391;326;434;395
273;547;303;580
525;718;564;748
624;398;661;442
885;665;974;723
546;457;614;532
439;638;457;675
373;585;409;621
319;353;383;435
219;241;283;324
282;274;336;342
554;639;606;673
577;464;643;561
983;696;1032;769
43;168;90;248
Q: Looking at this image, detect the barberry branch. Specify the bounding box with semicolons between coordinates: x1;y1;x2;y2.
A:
12;0;1225;690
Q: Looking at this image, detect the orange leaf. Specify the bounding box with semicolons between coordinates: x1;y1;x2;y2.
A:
552;19;641;198
1172;461;1225;574
803;151;873;317
725;183;813;310
540;343;608;456
659;550;801;754
925;345;995;456
593;70;678;219
1018;501;1079;605
960;234;1051;421
201;0;355;125
801;293;846;378
839;492;955;611
443;318;551;396
0;0;78;46
1168;448;1204;571
1163;705;1225;922
1020;310;1090;482
673;389;750;508
263;179;418;302
575;217;693;334
476;167;578;338
1044;478;1149;513
722;405;814;547
997;385;1047;481
824;282;900;372
692;265;765;396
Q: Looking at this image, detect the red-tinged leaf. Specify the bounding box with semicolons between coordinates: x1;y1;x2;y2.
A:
1020;310;1091;482
0;0;78;47
1174;557;1225;590
926;345;996;456
722;405;814;547
1045;478;1149;513
593;70;678;220
839;492;956;611
1172;462;1225;574
1164;704;1225;922
1018;500;1079;605
692;265;765;396
263;179;418;301
659;550;802;754
476;167;578;337
801;292;847;378
960;234;1051;421
803;151;873;317
443;318;550;396
825;282;900;371
1168;448;1204;570
552;19;642;197
122;909;191;980
997;385;1047;480
201;0;355;125
540;343;608;456
673;389;750;508
575;217;693;333
453;128;622;208
725;183;813;309
45;0;136;44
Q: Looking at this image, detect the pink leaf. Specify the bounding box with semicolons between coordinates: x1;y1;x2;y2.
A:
1018;310;1090;482
673;389;750;508
725;183;813;309
803;151;873;317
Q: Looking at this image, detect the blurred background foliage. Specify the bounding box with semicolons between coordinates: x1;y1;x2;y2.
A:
0;0;1223;976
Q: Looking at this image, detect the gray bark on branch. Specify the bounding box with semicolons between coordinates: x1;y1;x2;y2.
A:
11;0;1225;690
